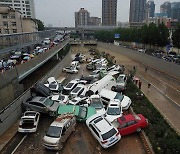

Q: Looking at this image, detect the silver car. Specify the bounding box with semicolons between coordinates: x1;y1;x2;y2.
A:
23;96;61;116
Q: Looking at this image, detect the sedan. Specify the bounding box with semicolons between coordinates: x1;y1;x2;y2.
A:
23;96;61;116
115;114;148;136
63;66;78;74
18;111;40;133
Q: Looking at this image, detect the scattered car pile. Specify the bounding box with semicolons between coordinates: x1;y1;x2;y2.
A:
18;53;148;150
0;33;69;73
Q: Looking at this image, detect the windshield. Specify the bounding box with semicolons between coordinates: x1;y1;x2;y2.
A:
102;128;117;140
78;106;87;119
114;93;124;102
107;107;120;115
90;98;103;109
44;98;54;107
46;126;62;138
62;89;71;95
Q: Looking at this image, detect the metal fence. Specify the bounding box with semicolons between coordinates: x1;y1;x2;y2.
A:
0;30;56;54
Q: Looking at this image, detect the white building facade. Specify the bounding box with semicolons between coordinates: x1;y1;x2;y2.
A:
0;0;35;18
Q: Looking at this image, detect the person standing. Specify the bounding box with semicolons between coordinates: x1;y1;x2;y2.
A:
148;83;151;91
145;67;147;73
138;81;142;90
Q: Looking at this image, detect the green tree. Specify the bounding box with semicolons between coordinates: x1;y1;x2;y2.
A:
172;24;180;50
157;23;169;47
34;19;45;31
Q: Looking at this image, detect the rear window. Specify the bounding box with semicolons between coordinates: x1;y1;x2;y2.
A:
114;93;124;102
22;118;34;123
24;112;36;116
72;87;81;93
66;83;74;88
46;126;62;138
49;84;57;89
102;128;117;140
107;107;120;115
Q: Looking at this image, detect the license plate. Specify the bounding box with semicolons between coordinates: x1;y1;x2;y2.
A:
110;137;115;142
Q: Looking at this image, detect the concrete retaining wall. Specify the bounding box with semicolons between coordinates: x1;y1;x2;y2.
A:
98;42;180;79
0;50;71;136
0;41;69;111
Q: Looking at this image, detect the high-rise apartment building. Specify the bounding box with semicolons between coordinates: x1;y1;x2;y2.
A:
75;8;90;27
89;17;101;26
171;2;180;22
160;1;171;18
102;0;117;26
129;0;147;22
0;0;35;18
146;0;155;19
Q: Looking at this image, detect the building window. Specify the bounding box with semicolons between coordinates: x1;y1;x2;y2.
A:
3;21;8;26
14;4;21;7
27;12;31;15
10;15;15;19
2;14;8;18
14;1;20;3
11;22;16;26
13;29;17;33
25;1;30;4
4;29;9;34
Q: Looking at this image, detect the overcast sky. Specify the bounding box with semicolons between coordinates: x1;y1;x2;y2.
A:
34;0;177;27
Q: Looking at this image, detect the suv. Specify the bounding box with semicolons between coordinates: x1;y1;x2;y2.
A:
43;113;76;150
69;84;87;99
86;113;121;148
62;80;79;96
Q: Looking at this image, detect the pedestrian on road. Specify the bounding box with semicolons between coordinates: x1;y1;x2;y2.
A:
148;83;151;91
145;67;147;73
114;60;116;64
138;81;142;90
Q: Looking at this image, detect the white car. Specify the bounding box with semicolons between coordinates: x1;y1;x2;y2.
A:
89;70;100;78
63;66;78;74
107;65;122;73
100;88;132;110
48;94;69;105
69;84;87;99
62;79;79;96
105;101;123;122
68;96;88;106
89;95;105;114
18;111;40;133
116;74;127;91
71;61;80;69
86;113;121;148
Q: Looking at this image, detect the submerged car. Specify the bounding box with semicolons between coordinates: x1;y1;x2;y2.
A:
23;96;61;116
105;101;123;122
43;113;76;150
86;113;121;148
56;105;96;122
115;114;148;136
18;111;40;133
63;66;78;74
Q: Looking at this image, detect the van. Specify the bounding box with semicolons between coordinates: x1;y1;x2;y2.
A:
87;72;119;95
43;113;76;150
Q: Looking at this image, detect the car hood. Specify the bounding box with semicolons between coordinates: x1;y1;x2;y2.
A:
121;96;131;108
43;135;59;144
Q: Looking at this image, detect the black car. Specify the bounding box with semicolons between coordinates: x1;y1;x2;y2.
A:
31;83;52;97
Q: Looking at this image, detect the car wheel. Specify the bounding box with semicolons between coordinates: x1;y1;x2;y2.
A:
136;127;141;132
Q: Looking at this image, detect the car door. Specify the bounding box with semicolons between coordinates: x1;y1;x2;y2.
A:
126;120;138;134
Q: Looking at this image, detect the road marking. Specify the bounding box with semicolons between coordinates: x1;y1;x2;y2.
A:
148;72;180;93
11;134;27;154
138;74;180;108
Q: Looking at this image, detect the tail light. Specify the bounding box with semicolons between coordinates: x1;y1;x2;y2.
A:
101;140;108;144
116;132;120;136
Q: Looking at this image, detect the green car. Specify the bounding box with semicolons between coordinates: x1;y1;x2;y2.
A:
56;105;96;122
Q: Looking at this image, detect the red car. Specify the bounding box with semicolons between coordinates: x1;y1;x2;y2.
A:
116;114;148;136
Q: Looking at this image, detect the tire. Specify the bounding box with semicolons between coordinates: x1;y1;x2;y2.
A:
136;127;141;132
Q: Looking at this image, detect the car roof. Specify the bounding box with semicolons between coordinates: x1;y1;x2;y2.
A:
100;89;117;98
51;113;75;127
117;114;135;124
57;105;79;116
93;116;113;134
